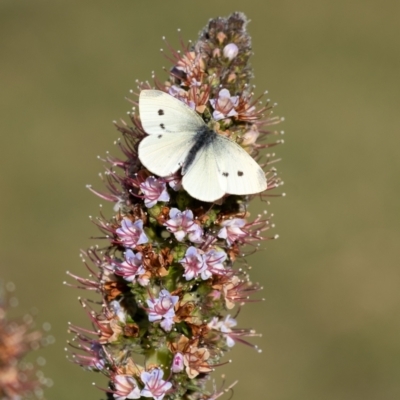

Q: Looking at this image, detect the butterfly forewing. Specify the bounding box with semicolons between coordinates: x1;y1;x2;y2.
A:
139;90;206;177
139;90;205;134
138;132;196;177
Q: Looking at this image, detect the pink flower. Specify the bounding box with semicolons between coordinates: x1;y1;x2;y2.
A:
140;368;172;400
209;89;239;121
164;208;203;243
147;289;179;332
180;247;227;281
217;218;247;245
168;86;196;109
167;176;182;191
202;249;227;279
114;250;145;283
208;315;237;347
241;124;260;146
179;246;206;281
218;315;237;347
113;374;141;400
140;176;170;208
116;218;148;248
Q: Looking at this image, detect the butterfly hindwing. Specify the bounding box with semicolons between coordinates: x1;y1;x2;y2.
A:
213;135;267;196
182;140;225;202
139;90;205;135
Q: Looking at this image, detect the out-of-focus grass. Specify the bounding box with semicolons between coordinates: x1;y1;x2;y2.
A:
1;1;399;399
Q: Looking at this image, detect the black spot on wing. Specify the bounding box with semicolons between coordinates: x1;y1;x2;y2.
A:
157;134;163;138
237;171;243;176
160;123;165;130
158;109;164;115
222;172;229;177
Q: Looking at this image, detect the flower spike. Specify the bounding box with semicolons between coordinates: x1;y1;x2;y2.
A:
68;12;283;400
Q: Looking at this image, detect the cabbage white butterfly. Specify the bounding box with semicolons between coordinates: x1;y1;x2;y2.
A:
138;90;267;202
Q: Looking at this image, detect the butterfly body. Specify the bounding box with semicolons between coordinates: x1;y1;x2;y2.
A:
182;126;217;173
138;90;267;202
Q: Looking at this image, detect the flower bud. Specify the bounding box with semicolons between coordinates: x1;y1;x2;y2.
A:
223;43;239;60
172;352;185;373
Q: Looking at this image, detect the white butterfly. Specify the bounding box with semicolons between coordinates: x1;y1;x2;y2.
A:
138;90;267;202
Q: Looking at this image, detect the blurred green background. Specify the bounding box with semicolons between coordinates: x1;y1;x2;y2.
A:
1;0;399;399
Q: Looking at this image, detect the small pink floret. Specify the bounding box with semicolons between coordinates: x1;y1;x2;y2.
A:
140;368;172;400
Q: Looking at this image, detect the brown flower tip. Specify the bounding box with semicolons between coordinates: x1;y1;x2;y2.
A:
196;12;253;94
